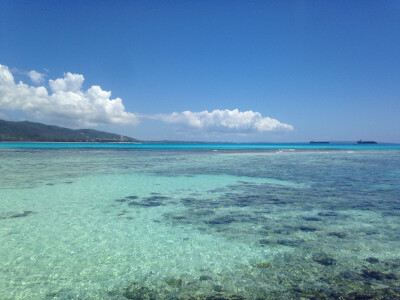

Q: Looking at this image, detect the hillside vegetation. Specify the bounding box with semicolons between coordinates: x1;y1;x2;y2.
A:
0;120;138;142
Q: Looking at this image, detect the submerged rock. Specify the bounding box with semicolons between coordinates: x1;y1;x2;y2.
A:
180;197;197;206
213;285;223;292
171;215;186;220
291;287;332;299
298;226;318;232
45;290;63;298
127;195;170;207
365;257;379;264
206;295;246;300
128;200;163;207
233;195;259;207
384;273;397;280
123;283;156;300
256;262;271;268
259;239;272;245
313;254;337;266
362;269;397;281
276;239;304;247
362;269;385;281
126;195;139;200
346;291;376;300
388;261;400;268
199;275;213;281
205;216;235;225
273;228;292;234
191;209;215;217
318;211;339;217
145;195;169;201
340;270;359;281
9;211;34;218
328;232;347;238
302;216;322;221
165;278;183;287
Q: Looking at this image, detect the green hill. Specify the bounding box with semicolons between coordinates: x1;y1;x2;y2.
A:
0;120;138;142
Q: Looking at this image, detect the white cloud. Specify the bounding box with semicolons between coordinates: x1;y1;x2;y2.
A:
49;72;83;92
27;70;45;84
155;109;293;133
0;64;139;127
0;64;294;134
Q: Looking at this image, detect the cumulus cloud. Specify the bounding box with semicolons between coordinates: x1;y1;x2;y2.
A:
0;64;294;134
0;64;139;127
49;72;83;92
27;70;45;84
154;109;293;133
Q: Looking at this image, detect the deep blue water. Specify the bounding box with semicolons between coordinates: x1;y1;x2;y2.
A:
1;142;399;150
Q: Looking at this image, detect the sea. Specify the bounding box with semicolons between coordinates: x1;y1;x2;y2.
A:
1;143;399;299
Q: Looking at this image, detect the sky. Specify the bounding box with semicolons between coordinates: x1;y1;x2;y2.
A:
1;1;399;142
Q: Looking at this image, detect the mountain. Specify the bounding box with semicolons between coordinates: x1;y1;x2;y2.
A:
0;120;138;142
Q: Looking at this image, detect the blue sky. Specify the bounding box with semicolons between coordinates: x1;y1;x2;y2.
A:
1;1;399;142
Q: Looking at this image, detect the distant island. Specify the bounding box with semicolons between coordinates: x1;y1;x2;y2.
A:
357;140;377;144
0;120;138;142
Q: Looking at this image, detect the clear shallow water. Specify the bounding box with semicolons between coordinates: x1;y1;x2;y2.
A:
0;145;399;299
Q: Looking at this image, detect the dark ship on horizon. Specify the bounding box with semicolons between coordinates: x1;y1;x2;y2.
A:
357;140;377;144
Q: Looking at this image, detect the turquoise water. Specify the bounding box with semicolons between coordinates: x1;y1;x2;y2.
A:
1;142;400;150
0;144;399;299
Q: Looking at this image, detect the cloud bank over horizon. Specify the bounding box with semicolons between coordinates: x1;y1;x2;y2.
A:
0;64;139;127
0;64;293;133
154;109;293;133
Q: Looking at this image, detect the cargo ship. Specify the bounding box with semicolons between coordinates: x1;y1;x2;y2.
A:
357;140;377;144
